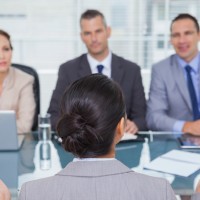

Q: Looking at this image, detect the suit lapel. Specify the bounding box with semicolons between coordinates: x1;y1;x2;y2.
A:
78;54;124;81
5;67;15;90
198;62;200;99
111;54;124;83
0;68;14;109
77;54;92;78
171;55;192;111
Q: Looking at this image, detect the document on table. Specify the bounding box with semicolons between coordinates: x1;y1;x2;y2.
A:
120;133;145;142
144;150;200;177
121;133;137;141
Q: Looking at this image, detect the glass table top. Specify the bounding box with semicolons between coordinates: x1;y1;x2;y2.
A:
1;132;199;199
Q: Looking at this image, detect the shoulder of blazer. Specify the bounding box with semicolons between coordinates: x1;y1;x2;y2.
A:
59;54;87;70
13;67;34;81
111;53;140;70
6;67;34;89
152;54;176;70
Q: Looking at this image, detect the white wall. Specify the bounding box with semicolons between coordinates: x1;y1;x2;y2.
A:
38;70;58;115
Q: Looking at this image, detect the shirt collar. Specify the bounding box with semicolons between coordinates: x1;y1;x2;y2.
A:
73;157;116;162
176;52;200;73
87;51;112;73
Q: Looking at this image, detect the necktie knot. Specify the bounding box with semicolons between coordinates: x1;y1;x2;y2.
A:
97;65;104;74
185;65;192;73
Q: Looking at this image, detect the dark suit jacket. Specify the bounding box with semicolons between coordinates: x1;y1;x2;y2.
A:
48;53;147;131
19;160;176;200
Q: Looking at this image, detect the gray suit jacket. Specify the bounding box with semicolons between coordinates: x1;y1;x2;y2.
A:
18;160;176;200
192;194;200;200
146;55;195;131
48;53;147;131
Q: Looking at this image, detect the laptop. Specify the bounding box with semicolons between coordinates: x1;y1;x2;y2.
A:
0;110;24;151
0;151;19;193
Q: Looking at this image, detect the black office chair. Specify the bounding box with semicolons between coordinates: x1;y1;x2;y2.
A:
12;63;40;131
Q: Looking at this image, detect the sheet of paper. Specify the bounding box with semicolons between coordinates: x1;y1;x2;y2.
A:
144;150;200;177
120;133;137;141
163;150;200;165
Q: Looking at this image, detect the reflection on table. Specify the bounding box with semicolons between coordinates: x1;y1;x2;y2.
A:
0;132;199;199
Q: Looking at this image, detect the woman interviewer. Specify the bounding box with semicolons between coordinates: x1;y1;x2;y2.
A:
0;29;35;133
19;74;176;199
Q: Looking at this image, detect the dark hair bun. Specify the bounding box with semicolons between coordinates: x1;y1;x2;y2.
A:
58;111;99;157
57;74;125;158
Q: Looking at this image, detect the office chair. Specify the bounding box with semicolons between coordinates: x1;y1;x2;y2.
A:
12;63;40;131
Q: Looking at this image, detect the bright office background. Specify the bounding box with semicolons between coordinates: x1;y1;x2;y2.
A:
0;0;200;113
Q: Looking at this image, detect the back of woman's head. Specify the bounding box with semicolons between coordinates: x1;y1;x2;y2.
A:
57;74;126;158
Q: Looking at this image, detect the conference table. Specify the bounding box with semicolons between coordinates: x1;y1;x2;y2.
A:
1;131;199;199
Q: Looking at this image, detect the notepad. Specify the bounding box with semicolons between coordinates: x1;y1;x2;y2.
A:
144;150;200;177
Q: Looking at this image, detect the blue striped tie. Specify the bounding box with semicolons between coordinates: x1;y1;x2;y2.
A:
185;65;200;120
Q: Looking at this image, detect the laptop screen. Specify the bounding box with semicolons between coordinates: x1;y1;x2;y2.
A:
0;110;24;150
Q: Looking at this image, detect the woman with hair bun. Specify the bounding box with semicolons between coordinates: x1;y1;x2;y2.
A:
19;74;176;200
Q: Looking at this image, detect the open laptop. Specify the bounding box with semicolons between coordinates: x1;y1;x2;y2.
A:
0;110;24;151
0;151;19;193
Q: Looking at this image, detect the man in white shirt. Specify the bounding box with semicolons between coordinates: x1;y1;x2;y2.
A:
48;9;147;133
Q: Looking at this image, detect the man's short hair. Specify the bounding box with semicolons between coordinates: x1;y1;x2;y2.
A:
80;9;107;27
170;13;199;32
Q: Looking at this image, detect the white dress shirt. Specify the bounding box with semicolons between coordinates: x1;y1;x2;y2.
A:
87;51;112;78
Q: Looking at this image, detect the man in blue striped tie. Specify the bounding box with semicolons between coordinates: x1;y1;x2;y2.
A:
147;13;200;135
